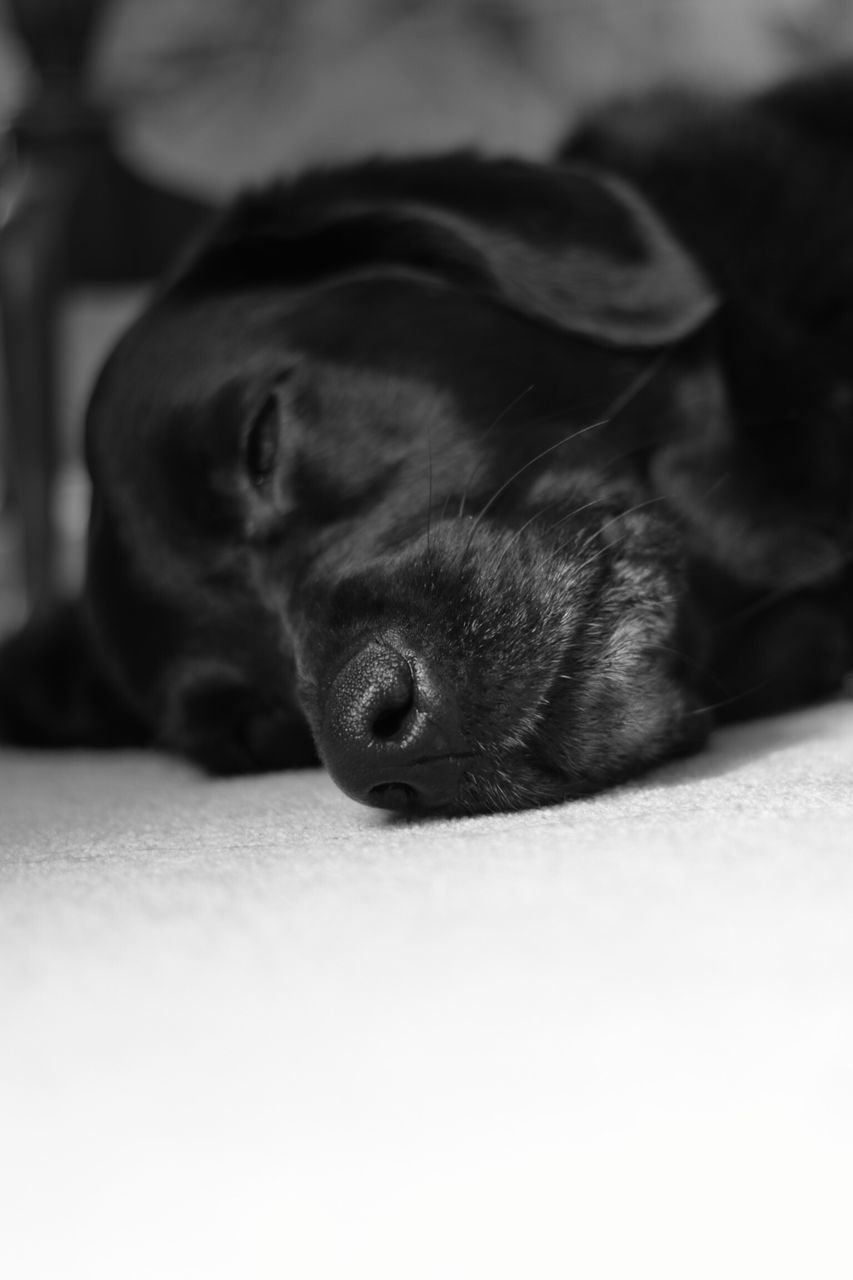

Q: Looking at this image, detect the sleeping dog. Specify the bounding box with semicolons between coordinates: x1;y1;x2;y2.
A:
1;69;851;815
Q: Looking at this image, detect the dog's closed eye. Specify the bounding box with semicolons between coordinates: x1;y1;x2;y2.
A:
241;368;309;533
244;391;281;488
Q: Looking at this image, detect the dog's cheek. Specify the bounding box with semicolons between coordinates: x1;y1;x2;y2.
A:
539;537;705;788
565;660;706;789
426;544;587;754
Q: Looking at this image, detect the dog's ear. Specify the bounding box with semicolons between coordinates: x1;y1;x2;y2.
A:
174;156;718;348
0;600;147;748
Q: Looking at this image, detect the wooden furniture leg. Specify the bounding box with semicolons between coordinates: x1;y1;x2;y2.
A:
0;0;213;611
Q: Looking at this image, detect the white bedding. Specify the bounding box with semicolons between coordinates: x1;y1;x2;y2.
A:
2;694;852;1278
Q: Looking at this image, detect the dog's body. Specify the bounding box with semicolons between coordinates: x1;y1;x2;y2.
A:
1;69;852;814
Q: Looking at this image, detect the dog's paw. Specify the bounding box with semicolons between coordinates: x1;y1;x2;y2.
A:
0;602;146;749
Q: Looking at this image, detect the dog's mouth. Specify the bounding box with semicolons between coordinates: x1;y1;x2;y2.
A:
294;495;710;817
319;636;703;819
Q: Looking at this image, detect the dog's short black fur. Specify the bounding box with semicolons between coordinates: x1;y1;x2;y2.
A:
2;69;852;814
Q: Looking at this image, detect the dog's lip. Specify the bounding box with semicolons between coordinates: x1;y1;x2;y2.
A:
404;749;478;767
364;749;481;815
522;631;597;772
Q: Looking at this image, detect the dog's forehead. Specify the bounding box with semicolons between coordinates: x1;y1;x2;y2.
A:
91;292;295;423
87;271;680;536
88;277;472;461
88;276;507;462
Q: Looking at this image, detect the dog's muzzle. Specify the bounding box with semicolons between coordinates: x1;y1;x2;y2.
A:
319;639;473;813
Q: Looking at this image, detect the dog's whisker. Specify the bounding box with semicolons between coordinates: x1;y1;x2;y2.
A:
559;541;613;578
717;534;852;628
649;641;716;681
687;677;773;719
539;497;641;575
544;520;624;577
716;592;786;630
491;353;670;446
543;497;604;539
490;494;572;576
540;528;606;576
563;497;668;577
546;474;654;554
465;353;671;555
464;418;608;553
425;415;434;561
603;493;668;527
604;348;672;419
458;383;536;519
491;494;605;579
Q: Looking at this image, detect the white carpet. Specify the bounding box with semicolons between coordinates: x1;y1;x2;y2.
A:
2;695;853;1279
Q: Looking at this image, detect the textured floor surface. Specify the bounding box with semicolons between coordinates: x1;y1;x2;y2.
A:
2;693;853;1278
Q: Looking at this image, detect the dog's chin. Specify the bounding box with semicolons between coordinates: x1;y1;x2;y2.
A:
293;501;711;817
449;661;709;817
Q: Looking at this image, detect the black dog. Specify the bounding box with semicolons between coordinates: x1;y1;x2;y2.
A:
1;69;851;815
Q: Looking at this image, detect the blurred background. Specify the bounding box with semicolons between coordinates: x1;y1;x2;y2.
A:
1;0;852;627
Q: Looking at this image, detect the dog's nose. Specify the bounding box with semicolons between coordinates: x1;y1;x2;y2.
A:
320;640;469;811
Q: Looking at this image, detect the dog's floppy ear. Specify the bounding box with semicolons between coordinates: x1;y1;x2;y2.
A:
0;600;147;748
174;156;718;348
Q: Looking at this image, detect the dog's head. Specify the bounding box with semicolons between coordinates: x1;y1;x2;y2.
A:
2;153;737;812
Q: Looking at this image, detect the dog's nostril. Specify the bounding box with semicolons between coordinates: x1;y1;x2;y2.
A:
368;781;417;810
370;665;414;742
